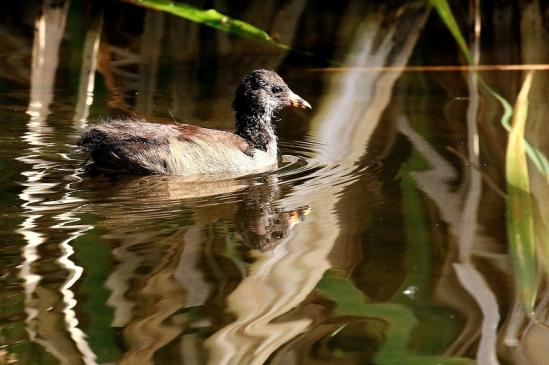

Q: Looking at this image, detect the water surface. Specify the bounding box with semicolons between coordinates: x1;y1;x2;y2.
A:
1;1;549;365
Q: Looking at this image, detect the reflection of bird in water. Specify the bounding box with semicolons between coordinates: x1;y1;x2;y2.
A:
236;175;310;252
81;172;251;202
79;172;310;252
78;69;311;177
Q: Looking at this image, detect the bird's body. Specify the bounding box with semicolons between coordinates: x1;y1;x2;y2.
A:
78;70;310;178
79;119;277;177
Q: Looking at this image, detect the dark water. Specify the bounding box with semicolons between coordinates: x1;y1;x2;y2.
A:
1;1;549;364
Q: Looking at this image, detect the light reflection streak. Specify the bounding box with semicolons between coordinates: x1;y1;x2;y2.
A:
397;108;505;360
54;209;95;365
73;13;102;127
116;230;191;365
174;225;212;307
104;243;141;327
453;3;501;364
17;1;97;364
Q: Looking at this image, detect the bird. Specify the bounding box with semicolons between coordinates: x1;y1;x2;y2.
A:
78;69;311;178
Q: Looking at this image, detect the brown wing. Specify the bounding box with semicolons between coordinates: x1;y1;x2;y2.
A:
173;124;254;157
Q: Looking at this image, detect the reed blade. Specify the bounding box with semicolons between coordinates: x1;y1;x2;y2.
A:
506;71;537;314
123;0;276;44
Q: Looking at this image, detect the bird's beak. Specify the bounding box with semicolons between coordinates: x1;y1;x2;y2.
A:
287;91;312;110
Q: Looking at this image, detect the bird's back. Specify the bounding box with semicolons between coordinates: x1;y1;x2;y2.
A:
78;120;277;177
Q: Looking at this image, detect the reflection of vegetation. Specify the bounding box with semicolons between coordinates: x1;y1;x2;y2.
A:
317;271;475;365
433;0;549;317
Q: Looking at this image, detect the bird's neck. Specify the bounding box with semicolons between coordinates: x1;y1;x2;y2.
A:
235;107;277;154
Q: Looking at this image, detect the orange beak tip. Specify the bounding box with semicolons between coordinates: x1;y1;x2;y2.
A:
301;100;312;110
290;98;312;110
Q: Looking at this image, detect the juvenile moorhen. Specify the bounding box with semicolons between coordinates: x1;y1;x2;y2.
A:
78;69;311;177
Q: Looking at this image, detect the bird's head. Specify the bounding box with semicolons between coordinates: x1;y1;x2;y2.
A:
233;69;311;116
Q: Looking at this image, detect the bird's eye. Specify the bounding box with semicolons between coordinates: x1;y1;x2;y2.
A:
272;86;283;94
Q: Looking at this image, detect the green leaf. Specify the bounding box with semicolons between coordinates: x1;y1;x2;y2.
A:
124;0;278;44
505;71;538;314
489;81;549;181
430;0;472;63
